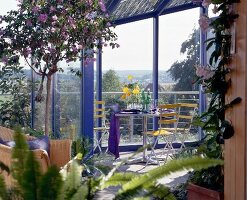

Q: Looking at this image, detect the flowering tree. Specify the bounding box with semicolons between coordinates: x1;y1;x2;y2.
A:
0;0;118;135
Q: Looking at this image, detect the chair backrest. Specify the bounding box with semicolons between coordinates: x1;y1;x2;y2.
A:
177;103;198;131
158;104;181;130
94;101;107;127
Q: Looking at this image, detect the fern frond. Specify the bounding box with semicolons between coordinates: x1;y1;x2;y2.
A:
21;151;41;200
101;172;135;189
58;161;82;200
132;197;150;200
144;184;176;200
38;166;63;200
0;175;9;200
70;185;88;200
120;157;223;195
11;128;29;187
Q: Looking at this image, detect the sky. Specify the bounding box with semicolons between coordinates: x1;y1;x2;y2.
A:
0;1;200;72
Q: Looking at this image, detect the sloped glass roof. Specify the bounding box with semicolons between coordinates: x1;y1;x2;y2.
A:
106;0;200;25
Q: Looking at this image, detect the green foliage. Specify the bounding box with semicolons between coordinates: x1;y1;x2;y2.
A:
0;175;8;200
98;156;223;200
0;65;32;128
0;129;223;200
102;70;122;92
195;0;241;141
168;29;200;91
117;157;222;195
21;151;41;200
62;162;82;199
39;166;63;200
11;127;29;186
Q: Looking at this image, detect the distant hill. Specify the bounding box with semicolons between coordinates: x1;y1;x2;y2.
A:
22;68;175;84
103;70;175;84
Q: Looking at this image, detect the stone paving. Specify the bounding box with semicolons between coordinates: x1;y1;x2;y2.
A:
94;151;189;200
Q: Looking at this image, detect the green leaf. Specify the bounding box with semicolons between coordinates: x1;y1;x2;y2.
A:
11;127;29;186
101;172;135;189
206;40;215;51
119;157;223;195
58;161;82;200
21;151;41;200
39;166;63;200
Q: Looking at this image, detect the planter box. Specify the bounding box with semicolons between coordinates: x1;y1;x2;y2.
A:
187;183;224;200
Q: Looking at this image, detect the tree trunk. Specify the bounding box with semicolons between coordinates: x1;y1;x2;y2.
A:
45;75;52;135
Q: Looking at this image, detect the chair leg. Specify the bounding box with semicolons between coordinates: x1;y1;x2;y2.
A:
161;134;175;162
94;131;102;153
145;136;160;166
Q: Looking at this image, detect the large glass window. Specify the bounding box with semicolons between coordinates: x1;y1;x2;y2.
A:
102;19;153;146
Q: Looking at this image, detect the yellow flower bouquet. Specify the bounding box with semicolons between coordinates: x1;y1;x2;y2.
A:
121;75;141;108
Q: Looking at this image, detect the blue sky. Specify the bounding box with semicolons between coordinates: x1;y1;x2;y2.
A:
0;1;199;71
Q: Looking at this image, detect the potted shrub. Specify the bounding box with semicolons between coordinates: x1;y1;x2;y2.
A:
186;134;224;200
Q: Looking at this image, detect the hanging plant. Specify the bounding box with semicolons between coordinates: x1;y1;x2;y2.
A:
194;0;241;143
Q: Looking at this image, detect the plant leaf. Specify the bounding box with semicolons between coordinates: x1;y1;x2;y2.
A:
119;157;223;195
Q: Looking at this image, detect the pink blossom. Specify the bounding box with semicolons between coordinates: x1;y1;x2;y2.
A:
50;6;56;13
39;14;48;23
78;44;84;50
72;46;77;52
196;65;214;80
83;27;88;33
48;47;56;54
87;0;93;6
199;14;210;32
106;22;111;27
23;47;32;57
52;15;58;21
68;17;76;29
202;0;211;8
25;19;32;26
99;0;107;12
0;29;4;36
51;28;56;33
2;56;8;64
32;6;40;14
17;0;23;6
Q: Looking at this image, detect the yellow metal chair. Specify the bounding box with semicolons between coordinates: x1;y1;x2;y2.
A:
176;103;198;149
144;103;180;164
94;101;110;153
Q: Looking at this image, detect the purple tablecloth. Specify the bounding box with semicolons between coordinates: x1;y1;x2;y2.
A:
108;114;120;159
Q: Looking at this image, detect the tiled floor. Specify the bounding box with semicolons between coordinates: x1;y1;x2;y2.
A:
94;150;189;199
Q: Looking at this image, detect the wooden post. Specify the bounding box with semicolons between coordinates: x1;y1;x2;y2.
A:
224;1;247;199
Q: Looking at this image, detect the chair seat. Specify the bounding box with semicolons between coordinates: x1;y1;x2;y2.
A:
144;129;173;136
163;127;189;132
94;127;110;131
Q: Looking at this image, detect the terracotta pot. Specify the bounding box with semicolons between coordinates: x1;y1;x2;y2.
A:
187;183;224;200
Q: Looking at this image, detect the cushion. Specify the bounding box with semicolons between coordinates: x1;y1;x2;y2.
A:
0;135;50;154
28;135;50;155
0;138;15;147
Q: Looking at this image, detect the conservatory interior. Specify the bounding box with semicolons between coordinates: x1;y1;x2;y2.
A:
0;0;246;199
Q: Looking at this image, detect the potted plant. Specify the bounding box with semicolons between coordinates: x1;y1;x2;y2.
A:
0;128;223;200
0;0;118;135
187;134;224;200
187;0;241;199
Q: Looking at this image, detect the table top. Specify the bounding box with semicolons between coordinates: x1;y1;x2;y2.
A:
115;112;159;117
